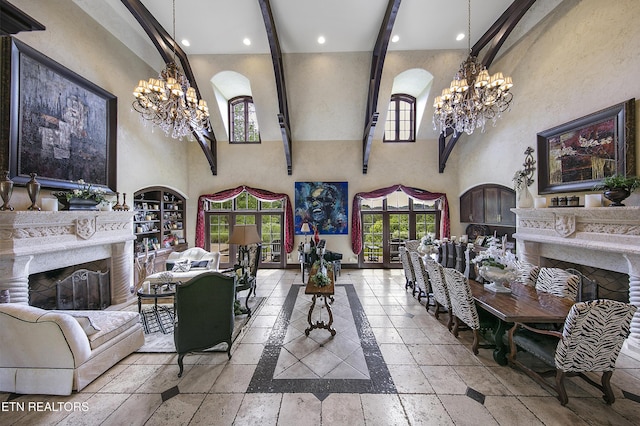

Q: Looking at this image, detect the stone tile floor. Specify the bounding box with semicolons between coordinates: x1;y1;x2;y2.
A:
2;269;640;425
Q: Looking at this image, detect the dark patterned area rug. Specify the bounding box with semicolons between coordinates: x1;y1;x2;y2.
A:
124;297;264;353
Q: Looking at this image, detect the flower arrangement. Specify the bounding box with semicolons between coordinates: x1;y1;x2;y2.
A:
512;169;530;191
52;179;107;203
311;259;331;287
472;235;517;270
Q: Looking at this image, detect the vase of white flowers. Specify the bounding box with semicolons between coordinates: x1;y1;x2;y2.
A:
472;235;517;293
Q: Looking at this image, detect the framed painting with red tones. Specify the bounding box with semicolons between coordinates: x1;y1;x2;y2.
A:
537;99;635;194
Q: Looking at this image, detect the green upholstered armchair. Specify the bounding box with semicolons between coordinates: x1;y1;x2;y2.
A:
174;271;235;377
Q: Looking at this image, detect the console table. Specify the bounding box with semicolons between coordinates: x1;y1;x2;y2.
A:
304;267;336;336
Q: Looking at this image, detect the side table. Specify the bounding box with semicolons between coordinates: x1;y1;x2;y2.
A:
137;284;175;334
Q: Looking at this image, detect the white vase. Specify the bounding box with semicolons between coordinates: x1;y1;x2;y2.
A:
517;186;534;208
479;265;517;293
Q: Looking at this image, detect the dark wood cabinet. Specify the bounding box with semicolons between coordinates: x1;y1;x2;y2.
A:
460;184;515;226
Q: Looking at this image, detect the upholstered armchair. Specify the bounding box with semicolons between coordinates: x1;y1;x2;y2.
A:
508;299;636;405
166;247;220;272
174;272;235;377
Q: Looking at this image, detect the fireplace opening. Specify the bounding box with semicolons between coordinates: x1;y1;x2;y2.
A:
29;259;110;310
542;258;629;303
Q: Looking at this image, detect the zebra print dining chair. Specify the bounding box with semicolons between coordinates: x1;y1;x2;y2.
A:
424;258;452;331
409;251;430;304
399;246;416;292
508;299;636;405
535;267;580;300
443;267;485;354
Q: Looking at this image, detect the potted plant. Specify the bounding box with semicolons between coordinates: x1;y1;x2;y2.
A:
594;174;640;206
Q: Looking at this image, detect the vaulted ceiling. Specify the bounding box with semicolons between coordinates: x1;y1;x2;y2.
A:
67;1;558;175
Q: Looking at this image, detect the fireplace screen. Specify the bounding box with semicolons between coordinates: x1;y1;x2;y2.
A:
56;269;111;310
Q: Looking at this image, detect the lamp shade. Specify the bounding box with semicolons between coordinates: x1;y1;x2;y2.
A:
300;222;311;233
228;224;261;245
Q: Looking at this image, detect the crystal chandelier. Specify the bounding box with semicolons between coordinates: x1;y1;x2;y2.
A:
132;0;209;139
433;0;513;136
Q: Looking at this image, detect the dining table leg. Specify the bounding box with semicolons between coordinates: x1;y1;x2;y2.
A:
492;318;511;365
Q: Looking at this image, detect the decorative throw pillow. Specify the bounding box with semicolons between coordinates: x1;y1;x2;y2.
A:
172;260;191;272
70;315;102;336
191;260;210;269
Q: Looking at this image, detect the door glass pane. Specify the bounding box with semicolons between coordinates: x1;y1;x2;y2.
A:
208;214;230;264
362;213;383;264
262;214;282;263
235;215;256;225
416;213;436;240
389;213;409;263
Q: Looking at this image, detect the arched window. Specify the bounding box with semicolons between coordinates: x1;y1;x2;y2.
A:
384;94;416;142
229;96;260;143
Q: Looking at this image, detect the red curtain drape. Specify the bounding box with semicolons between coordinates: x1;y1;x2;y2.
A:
195;186;295;253
350;184;450;254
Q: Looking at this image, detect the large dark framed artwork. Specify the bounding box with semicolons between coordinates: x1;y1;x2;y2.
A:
0;37;117;192
537;99;635;194
295;182;348;235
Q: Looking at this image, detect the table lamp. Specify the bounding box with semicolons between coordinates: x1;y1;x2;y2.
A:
228;224;262;275
300;222;311;253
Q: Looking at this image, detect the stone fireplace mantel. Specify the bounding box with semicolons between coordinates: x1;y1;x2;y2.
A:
512;206;640;358
0;211;136;306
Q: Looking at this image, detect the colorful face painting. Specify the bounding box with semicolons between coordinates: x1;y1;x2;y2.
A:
294;182;348;235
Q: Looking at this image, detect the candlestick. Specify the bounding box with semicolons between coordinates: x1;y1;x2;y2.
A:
585;194;602;208
534;197;547;208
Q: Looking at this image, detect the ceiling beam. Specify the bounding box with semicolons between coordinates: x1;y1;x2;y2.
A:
259;0;292;175
120;0;217;175
438;0;537;173
0;0;45;36
362;0;401;174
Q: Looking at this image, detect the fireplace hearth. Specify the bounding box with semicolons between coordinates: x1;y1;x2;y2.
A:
0;211;136;307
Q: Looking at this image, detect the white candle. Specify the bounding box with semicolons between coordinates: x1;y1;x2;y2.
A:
534;197;547;208
585;194;602;208
42;198;58;211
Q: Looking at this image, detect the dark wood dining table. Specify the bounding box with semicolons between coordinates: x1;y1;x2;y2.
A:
469;279;573;365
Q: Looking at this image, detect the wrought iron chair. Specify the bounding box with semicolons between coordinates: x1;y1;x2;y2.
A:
508;299;636;405
235;243;261;316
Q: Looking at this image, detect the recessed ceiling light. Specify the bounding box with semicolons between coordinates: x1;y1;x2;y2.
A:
181;39;190;47
317;35;326;45
391;35;400;43
243;38;251;46
456;33;465;41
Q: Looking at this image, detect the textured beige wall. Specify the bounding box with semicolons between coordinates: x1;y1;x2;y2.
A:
187;50;464;263
457;0;640;206
9;0;188;209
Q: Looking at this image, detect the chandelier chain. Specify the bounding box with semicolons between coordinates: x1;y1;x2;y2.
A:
131;0;210;139
432;0;514;136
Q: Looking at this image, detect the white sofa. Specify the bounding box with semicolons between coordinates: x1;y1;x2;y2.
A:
147;247;221;284
0;304;144;395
